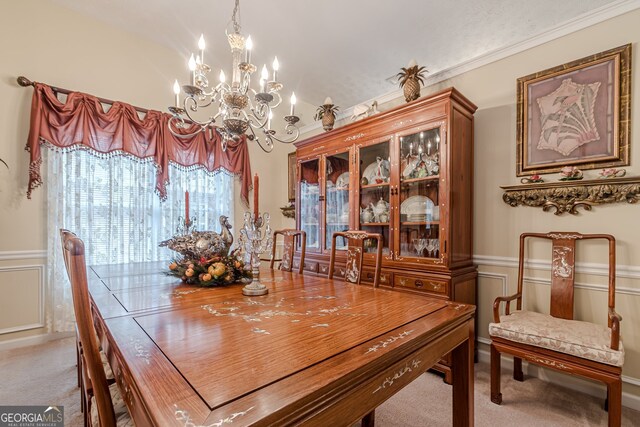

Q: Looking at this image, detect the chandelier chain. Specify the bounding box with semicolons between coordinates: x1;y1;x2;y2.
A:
231;0;241;33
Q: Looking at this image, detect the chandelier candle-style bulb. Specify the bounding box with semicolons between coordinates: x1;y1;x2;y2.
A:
260;65;268;92
272;57;279;82
188;54;197;85
198;34;206;64
219;70;226;84
245;36;253;64
290;92;296;116
173;80;181;107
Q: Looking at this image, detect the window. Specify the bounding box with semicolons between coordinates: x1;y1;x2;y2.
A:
44;147;234;331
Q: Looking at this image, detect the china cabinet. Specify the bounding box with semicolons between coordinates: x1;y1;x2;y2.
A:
294;88;477;381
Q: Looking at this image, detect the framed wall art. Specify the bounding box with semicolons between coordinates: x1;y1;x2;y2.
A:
287;151;297;202
516;44;631;176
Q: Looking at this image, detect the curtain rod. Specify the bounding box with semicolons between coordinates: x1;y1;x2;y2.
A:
17;76;151;115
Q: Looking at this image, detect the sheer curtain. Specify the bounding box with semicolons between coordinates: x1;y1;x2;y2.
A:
44;147;234;332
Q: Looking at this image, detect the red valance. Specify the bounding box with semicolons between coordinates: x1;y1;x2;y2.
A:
25;83;252;204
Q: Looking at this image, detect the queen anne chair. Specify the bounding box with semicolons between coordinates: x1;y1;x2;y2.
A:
328;231;383;287
60;230;133;427
270;229;306;273
489;232;624;427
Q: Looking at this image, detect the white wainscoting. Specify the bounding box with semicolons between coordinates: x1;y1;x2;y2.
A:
0;264;45;335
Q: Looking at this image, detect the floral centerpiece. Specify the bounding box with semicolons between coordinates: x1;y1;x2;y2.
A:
160;215;251;287
167;254;250;287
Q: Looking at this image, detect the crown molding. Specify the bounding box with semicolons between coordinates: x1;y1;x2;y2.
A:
299;0;640;137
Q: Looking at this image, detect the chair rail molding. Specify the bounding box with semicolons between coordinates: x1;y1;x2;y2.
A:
474;254;640;280
0;250;47;261
501;177;640;215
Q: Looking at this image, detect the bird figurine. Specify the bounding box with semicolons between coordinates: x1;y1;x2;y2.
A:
160;215;234;259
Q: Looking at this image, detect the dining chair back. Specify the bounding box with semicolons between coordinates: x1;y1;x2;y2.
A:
270;229;306;273
60;230;117;426
328;231;382;287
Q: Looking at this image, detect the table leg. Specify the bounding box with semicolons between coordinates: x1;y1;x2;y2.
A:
451;321;474;427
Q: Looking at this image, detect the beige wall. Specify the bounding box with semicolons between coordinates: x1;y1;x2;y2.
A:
0;0;186;342
294;9;640;405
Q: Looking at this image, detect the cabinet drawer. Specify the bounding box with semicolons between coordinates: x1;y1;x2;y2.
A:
394;275;448;295
303;261;318;273
319;263;330;275
361;269;392;286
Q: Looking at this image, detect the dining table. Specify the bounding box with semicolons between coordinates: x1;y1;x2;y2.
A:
87;261;475;426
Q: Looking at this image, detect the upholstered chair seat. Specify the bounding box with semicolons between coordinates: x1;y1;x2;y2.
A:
90;383;134;427
489;310;624;367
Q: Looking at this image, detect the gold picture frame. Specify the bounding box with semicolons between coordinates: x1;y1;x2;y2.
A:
516;44;631;176
287;151;297;202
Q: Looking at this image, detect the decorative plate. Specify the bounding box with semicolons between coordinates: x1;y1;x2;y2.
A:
336;172;350;189
400;195;435;219
362;158;390;184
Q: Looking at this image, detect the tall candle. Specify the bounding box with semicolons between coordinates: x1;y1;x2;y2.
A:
185;190;190;225
253;174;259;221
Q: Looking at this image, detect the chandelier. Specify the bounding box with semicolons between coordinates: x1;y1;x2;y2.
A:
168;0;300;152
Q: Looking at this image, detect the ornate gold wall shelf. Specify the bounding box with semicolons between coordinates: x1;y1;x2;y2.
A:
280;205;295;218
501;177;640;215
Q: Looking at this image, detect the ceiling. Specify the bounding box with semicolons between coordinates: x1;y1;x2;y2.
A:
52;0;625;109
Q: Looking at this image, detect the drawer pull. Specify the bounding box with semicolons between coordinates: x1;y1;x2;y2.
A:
414;280;424;288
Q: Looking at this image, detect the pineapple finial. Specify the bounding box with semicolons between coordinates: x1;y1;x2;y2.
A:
396;59;427;103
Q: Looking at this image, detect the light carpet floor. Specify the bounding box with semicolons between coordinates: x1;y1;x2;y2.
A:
0;337;638;426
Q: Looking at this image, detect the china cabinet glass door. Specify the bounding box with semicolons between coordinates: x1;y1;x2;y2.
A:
398;127;442;260
299;159;321;252
324;151;351;251
358;140;391;254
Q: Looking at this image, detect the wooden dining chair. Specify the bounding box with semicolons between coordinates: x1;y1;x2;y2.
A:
60;231;115;424
270;229;306;273
328;231;383;287
490;232;624;427
60;230;133;427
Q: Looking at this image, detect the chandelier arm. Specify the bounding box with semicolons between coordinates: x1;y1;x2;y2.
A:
181;102;216;128
269;92;283;109
247;127;273;153
168;116;205;138
247;108;269;129
263;126;300;144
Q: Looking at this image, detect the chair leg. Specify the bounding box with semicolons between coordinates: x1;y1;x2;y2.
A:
513;356;524;382
362;410;375;427
76;340;81;388
84;397;91;427
490;343;503;404
607;379;622;427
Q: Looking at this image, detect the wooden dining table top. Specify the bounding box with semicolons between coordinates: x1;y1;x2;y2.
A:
88;261;475;426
